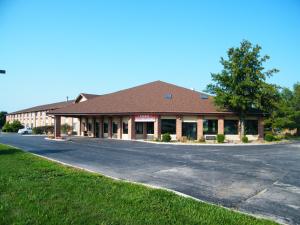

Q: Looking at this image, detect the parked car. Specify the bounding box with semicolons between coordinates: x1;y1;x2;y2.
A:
18;127;33;135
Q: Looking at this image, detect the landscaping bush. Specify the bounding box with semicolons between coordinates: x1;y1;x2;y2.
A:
198;137;206;143
162;133;171;142
265;134;275;142
2;121;24;132
32;126;54;135
242;136;248;143
180;136;187;142
61;123;72;134
32;127;43;134
217;134;225;143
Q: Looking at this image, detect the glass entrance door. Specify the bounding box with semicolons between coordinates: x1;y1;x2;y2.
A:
182;122;197;140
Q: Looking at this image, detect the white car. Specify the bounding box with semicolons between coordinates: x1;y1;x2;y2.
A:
18;127;33;135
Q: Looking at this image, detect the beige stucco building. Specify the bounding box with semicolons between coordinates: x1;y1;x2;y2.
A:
6;93;99;134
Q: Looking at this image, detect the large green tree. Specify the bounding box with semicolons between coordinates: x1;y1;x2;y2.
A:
206;40;279;137
0;111;7;128
265;83;300;135
291;83;300;135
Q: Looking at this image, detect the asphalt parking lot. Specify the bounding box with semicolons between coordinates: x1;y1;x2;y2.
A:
0;133;300;224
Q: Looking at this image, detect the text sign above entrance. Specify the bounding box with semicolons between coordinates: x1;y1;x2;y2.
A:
135;115;156;122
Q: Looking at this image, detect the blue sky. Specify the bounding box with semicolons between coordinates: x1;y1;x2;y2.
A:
1;0;299;112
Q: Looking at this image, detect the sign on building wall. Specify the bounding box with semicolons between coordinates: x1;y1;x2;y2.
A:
135;115;156;122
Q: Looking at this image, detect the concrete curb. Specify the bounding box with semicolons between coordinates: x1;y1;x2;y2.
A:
132;139;292;147
4;143;287;225
44;137;66;142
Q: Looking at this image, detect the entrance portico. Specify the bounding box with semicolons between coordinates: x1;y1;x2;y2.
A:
53;114;264;141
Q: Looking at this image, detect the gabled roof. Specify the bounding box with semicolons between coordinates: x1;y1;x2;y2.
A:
8;100;74;115
49;81;234;116
75;93;101;103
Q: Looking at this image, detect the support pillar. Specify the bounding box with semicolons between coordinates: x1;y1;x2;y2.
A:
176;116;182;141
92;117;95;138
117;117;122;139
128;116;135;140
154;116;161;140
54;116;61;139
218;117;224;135
79;117;82;136
197;116;204;140
258;117;264;139
143;122;147;139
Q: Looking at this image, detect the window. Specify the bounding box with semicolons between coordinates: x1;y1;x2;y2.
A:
224;120;238;135
146;122;154;134
135;122;143;134
123;122;128;134
245;120;258;135
182;122;197;140
203;119;218;134
200;94;209;99
88;123;92;131
103;122;108;133
112;122;118;134
164;93;172;100
161;119;176;134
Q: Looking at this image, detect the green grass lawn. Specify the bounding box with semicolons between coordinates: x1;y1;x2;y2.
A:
0;144;277;225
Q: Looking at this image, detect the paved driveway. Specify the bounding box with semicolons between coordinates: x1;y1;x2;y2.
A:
1;133;300;224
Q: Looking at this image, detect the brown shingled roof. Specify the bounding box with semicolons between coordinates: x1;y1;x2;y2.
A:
49;81;236;116
8;100;74;115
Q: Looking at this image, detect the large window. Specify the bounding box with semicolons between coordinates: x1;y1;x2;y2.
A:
161;119;176;134
123;122;128;134
135;122;143;134
245;120;258;135
88;123;92;131
224;120;238;135
103;122;108;133
203;119;218;134
146;122;154;134
112;122;118;134
182;122;197;140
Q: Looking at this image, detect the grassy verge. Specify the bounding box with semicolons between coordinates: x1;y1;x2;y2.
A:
0;144;277;225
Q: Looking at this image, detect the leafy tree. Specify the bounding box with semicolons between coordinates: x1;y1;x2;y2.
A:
291;83;300;135
0;111;7;128
265;83;300;135
2;120;24;132
265;87;295;131
206;40;279;137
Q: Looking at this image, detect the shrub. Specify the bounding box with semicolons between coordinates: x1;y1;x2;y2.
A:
33;127;43;134
180;136;187;142
217;134;225;143
162;133;171;142
2;120;24;132
61;123;72;134
265;134;275;142
242;136;248;143
32;126;54;135
198;137;205;143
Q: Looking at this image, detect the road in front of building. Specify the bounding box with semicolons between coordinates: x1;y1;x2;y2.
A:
0;133;300;225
